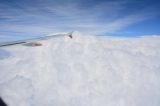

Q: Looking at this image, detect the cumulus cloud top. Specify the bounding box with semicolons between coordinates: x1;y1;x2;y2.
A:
0;32;160;106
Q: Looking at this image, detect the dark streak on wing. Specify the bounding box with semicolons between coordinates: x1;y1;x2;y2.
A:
0;41;26;47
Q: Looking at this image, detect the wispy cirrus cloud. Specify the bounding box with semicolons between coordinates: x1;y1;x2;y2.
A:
0;0;159;39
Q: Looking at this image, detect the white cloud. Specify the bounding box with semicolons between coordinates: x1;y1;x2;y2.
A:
0;33;160;106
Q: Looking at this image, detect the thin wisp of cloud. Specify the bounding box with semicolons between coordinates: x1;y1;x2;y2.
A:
0;0;159;38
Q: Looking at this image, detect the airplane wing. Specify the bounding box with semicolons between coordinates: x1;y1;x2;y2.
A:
0;32;73;47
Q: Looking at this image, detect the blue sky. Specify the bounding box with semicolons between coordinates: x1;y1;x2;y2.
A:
0;0;160;40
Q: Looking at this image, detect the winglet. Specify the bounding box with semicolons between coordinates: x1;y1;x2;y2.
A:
67;31;73;39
